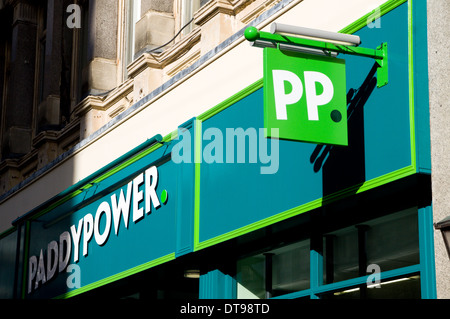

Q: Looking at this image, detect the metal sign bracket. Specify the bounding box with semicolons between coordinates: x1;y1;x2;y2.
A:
244;26;388;88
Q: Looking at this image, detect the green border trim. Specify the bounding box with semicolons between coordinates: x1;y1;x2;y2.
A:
408;0;417;171
339;0;408;34
0;225;16;239
198;79;264;122
29;133;176;223
194;119;202;247
194;0;417;252
54;253;176;299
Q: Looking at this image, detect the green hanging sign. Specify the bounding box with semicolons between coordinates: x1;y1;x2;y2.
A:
263;47;348;146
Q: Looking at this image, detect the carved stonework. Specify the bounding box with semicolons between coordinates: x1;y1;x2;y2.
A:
12;1;37;25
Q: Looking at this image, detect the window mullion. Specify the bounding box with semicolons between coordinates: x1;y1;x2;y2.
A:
309;235;323;299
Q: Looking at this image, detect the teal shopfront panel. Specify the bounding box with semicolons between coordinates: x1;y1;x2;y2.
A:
0;229;18;299
196;2;421;249
25;138;193;299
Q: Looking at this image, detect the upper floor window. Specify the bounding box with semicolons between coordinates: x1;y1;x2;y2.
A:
123;0;141;78
180;0;209;36
76;0;91;102
122;0;209;79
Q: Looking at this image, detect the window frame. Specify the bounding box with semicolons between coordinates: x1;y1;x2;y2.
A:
234;206;434;300
271;207;433;299
122;0;141;79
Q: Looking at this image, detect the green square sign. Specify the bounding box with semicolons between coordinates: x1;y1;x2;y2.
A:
264;48;348;146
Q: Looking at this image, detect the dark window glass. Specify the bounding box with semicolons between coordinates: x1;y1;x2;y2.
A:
323;208;420;285
236;239;310;299
320;275;421;299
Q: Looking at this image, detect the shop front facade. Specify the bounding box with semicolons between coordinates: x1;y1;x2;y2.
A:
0;0;447;300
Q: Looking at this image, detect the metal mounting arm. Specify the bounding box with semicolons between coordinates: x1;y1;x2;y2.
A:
244;26;388;88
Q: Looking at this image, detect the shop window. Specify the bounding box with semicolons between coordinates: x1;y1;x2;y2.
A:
323;208;420;285
236;239;310;299
0;230;18;299
180;0;209;36
320;274;421;299
236;255;265;298
235;207;421;299
365;208;420;271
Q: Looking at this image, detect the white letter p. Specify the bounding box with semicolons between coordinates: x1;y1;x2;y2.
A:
304;71;334;121
272;70;303;120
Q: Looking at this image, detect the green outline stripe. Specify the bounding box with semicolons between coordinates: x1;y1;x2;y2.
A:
54;253;176;299
198;79;264;122
408;0;417;170
0;226;16;239
28;132;177;223
339;0;408;34
194;119;202;248
90;139;164;183
76;132;176;187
